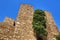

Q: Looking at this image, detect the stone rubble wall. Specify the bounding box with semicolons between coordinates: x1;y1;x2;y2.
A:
0;22;15;40
0;4;59;40
14;4;36;40
0;4;36;40
44;11;59;40
4;17;15;26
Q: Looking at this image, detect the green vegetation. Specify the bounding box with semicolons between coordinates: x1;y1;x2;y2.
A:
32;9;47;40
56;34;60;40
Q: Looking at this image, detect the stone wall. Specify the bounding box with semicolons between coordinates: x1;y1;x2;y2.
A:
0;22;15;40
44;11;59;40
14;4;36;40
4;17;14;26
0;4;36;40
0;4;59;40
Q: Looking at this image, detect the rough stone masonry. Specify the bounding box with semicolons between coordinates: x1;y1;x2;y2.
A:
0;4;59;40
14;4;36;40
44;11;59;40
0;4;36;40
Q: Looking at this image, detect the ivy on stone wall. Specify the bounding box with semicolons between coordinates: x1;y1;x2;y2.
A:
32;9;47;40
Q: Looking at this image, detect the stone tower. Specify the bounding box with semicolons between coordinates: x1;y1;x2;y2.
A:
14;4;36;40
44;11;59;40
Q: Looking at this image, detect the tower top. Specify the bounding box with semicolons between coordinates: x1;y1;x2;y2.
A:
20;4;33;8
16;4;34;21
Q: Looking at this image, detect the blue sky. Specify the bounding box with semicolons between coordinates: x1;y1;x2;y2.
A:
0;0;60;30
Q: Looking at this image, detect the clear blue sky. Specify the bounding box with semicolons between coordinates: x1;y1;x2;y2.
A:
0;0;60;30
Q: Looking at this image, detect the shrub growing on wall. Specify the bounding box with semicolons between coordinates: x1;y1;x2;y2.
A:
33;9;47;40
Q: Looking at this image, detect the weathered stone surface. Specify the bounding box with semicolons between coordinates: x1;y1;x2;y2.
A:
0;4;59;40
4;17;15;26
44;11;59;40
14;4;36;40
0;22;15;40
0;4;36;40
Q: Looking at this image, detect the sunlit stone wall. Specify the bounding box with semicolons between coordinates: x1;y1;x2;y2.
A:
4;17;14;26
44;11;59;40
14;4;36;40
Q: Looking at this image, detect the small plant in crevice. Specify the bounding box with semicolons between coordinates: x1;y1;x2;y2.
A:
32;9;48;40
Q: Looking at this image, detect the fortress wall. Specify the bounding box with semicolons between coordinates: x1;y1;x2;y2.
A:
4;17;15;26
14;4;36;40
44;11;59;40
